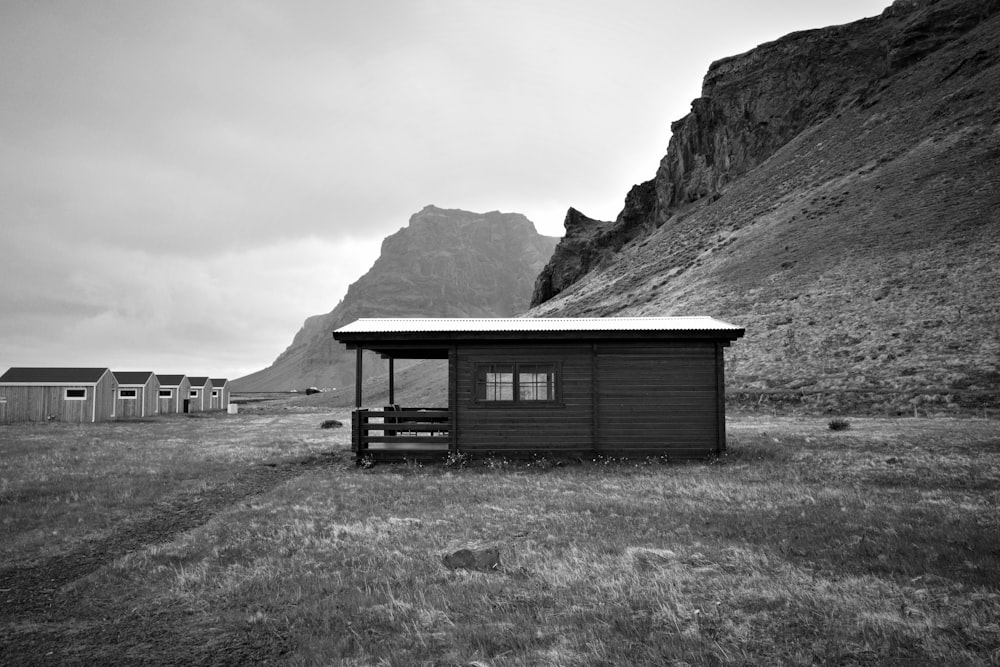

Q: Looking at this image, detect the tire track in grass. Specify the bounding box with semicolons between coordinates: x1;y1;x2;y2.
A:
0;452;343;618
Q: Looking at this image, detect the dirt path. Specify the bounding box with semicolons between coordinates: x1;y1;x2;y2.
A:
0;450;344;665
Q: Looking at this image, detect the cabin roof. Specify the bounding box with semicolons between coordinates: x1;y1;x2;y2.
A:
188;376;211;387
336;316;742;334
0;367;110;384
334;317;744;358
210;378;229;386
113;371;156;385
156;374;188;386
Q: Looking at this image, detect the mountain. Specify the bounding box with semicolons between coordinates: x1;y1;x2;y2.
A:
531;0;1000;414
233;206;558;392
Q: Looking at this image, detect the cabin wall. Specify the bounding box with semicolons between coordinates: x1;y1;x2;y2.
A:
455;343;594;456
158;379;191;414
94;374;117;422
145;378;161;416
116;386;143;418
116;378;159;418
595;341;720;458
452;340;723;458
188;381;212;412
210;384;228;410
0;378;116;423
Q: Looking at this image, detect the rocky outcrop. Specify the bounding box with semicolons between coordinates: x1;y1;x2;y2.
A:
532;0;1000;306
529;0;1000;411
234;206;558;392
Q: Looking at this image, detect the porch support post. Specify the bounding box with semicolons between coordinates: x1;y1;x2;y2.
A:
448;345;458;454
388;357;395;406
715;341;726;455
355;347;363;409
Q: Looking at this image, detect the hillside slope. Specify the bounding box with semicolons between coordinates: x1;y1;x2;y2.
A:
234;206;558;392
531;0;1000;413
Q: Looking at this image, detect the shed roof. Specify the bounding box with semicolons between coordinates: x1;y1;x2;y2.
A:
210;378;229;386
188;376;211;387
0;367;110;384
156;374;188;386
113;371;156;385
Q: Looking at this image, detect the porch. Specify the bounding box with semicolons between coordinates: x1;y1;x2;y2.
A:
351;406;452;460
342;333;455;461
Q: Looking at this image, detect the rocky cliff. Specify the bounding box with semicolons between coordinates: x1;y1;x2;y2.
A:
533;0;999;305
532;0;1000;413
234;206;558;392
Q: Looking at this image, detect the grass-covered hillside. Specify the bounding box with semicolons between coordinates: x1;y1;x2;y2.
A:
532;0;1000;415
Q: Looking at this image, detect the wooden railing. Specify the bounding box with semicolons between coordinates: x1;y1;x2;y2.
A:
351;407;451;459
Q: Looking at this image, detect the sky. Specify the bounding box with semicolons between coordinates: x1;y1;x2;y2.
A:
0;0;891;381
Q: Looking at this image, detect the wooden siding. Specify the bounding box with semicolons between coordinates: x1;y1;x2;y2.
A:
187;380;213;412
596;342;720;458
209;383;229;410
451;341;722;458
455;344;594;456
0;373;117;423
115;377;160;419
158;378;191;414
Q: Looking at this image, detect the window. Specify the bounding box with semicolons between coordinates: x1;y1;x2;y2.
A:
475;362;558;404
190;389;199;398
64;388;87;400
212;390;219;397
159;389;173;398
119;389;137;399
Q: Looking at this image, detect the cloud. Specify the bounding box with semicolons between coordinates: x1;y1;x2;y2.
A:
0;0;892;378
0;226;381;378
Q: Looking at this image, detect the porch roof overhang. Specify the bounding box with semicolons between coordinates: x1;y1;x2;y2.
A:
333;317;745;358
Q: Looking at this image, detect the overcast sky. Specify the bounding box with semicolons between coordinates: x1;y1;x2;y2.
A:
1;0;890;381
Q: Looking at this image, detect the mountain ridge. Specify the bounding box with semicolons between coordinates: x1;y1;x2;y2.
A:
233;206;558;392
529;0;1000;413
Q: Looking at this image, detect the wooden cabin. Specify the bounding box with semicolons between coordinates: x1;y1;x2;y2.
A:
332;317;745;462
112;371;160;418
0;367;118;423
186;377;213;412
156;374;191;414
209;378;230;410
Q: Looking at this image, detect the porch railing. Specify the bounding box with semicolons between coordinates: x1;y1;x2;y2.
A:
351;407;451;459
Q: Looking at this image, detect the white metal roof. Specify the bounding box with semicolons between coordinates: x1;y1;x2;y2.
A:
335;316;742;334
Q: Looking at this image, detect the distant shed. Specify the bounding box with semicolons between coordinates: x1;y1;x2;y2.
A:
0;367;118;423
333;317;745;461
209;378;230;410
156;374;191;414
113;371;160;418
186;377;213;412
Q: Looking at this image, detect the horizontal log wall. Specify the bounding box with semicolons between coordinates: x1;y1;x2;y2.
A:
596;342;719;458
455;344;594;455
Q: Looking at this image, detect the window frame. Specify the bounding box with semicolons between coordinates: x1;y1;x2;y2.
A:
118;388;138;399
473;361;561;407
159;389;174;399
64;387;88;401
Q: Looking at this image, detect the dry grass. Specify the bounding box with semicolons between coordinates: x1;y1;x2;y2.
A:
1;411;998;665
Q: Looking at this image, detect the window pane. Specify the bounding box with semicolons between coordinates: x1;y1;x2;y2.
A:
518;365;554;401
476;364;514;401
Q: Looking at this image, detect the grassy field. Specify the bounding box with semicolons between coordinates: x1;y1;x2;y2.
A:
1;408;998;665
